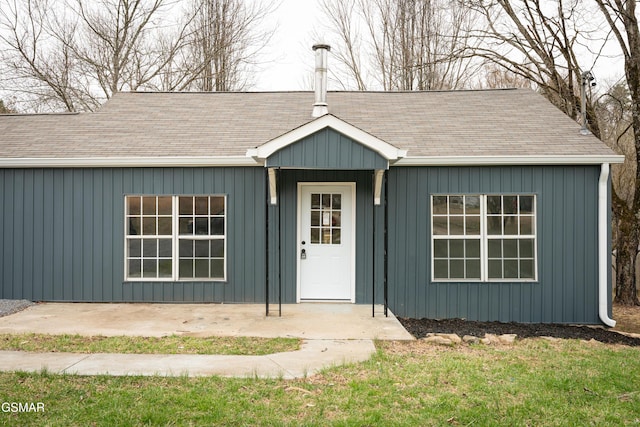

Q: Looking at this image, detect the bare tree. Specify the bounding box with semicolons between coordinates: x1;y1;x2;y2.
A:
0;0;276;111
594;0;640;305
320;0;480;91
466;0;639;305
0;0;85;111
463;0;603;137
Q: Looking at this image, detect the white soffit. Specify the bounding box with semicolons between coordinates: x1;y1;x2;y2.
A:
395;155;625;166
246;114;407;161
0;156;261;168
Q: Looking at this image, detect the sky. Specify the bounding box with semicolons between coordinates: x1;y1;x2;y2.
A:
251;0;626;92
253;0;323;91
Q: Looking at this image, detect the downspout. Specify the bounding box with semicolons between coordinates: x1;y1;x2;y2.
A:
598;163;616;327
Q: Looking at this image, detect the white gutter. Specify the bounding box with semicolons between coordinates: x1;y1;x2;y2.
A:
0;156;262;168
395;155;625;166
598;163;616;327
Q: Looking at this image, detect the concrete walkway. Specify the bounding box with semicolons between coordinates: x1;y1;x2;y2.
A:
0;303;413;378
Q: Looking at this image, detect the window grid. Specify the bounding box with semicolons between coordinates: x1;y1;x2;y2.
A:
431;194;536;282
310;193;342;245
125;195;226;281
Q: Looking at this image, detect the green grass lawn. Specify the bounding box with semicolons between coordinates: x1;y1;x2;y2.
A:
0;338;638;426
0;333;300;356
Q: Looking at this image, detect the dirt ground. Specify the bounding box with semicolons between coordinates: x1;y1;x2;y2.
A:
399;303;640;347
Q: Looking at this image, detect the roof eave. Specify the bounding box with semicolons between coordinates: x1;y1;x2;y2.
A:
0;156;262;168
394;155;625;166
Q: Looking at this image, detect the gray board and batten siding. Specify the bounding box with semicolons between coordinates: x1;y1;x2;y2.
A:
1;163;609;324
386;165;610;325
0;167;268;303
266;128;389;170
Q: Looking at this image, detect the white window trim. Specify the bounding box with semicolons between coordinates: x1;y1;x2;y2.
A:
124;195;227;282
431;194;538;283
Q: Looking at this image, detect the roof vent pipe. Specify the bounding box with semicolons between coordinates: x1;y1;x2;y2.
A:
580;71;596;135
312;44;331;118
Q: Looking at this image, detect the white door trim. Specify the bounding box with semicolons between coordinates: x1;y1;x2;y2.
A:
296;182;356;303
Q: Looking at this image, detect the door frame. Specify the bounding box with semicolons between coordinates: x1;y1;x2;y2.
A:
296;182;357;303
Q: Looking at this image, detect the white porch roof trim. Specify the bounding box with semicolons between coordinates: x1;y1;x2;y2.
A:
246;114;407;162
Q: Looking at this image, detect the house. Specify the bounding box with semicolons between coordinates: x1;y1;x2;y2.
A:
0;45;624;325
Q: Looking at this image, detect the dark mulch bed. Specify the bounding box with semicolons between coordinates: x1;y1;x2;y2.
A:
399;317;640;347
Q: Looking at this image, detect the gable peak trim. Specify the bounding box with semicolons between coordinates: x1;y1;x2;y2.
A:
246;114;407;162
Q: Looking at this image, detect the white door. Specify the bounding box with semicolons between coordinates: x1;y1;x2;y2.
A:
298;183;355;302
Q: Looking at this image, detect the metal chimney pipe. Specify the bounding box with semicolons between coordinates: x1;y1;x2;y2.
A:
312;44;331;118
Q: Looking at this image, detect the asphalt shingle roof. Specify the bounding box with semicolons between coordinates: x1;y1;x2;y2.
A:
0;88;618;160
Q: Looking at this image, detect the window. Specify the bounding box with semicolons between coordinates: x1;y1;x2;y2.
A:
125;195;226;281
431;194;536;282
310;193;342;244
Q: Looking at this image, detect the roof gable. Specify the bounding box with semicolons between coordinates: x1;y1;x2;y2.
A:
264;127;389;169
246;114;407;164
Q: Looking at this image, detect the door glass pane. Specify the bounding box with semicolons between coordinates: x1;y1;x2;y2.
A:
310;193;343;245
311;228;320;244
311;194;320;209
311;211;320;226
332;194;341;209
